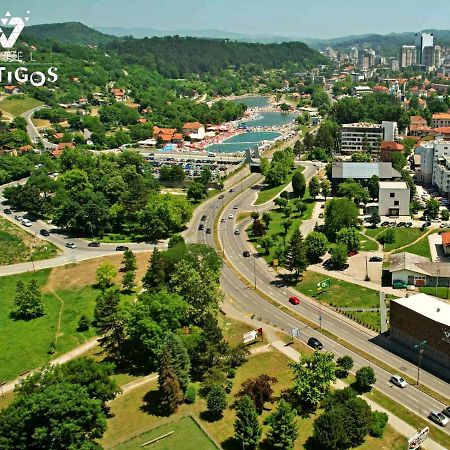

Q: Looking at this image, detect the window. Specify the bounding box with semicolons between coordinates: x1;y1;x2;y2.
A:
394;201;399;206
390;193;395;198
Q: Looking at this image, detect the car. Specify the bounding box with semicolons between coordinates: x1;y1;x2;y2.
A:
115;245;129;251
40;229;50;237
66;242;77;249
369;256;383;262
289;296;300;305
243;250;251;257
392;280;408;289
429;411;449;427
405;222;413;228
234;229;240;235
201;215;207;221
221;218;226;223
219;194;224;199
205;228;211;234
323;258;335;269
381;221;389;227
4;208;11;214
228;214;234;219
318;213;324;218
88;241;101;247
233;204;239;209
389;374;407;388
320;204;325;209
21;219;32;227
198;224;204;231
421;222;429;229
348;250;358;257
307;337;323;350
229;188;235;193
14;215;23;221
397;222;406;227
443;406;450;418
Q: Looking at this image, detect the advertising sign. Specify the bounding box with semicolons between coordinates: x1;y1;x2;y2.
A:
407;427;429;450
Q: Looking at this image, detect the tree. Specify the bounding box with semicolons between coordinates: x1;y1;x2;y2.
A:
338;180;369;204
77;314;90;332
368;211;381;228
305;231;328;263
292;169;306;198
0;383;106;450
309;176;320;200
336;355;354;378
234;395;262;449
259;236;274;255
285;229;308;277
187;181;206;202
391;152;407;172
262;211;272;227
336;227;360;253
370;411;389;438
157;350;184;414
265;399;298;450
442;208;450;221
377;228;396;245
274;197;288;209
252;219;266;237
122;249;136;272
367;175;379;200
122;270;136;292
321;179;331;201
313;406;347;450
290;351;337;410
207;385;228;419
351;152;371;162
303;132;315;152
250;211;259;220
426;198;440;219
324;198;359;241
330;244;348;269
355;366;376;392
238;374;278;414
293;198;307;215
342;397;374;447
13;279;44;320
96;262;117;290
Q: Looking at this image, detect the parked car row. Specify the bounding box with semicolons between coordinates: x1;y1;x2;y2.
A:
380;221;412;228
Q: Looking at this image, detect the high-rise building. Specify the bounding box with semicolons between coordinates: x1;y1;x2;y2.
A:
390;59;400;71
400;45;417;68
415;31;434;65
423;45;441;69
358;49;376;70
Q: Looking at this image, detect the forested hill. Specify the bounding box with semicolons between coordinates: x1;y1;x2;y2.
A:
107;36;329;77
21;22;115;45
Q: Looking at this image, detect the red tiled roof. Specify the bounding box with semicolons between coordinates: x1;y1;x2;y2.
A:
432;113;450;120
137;118;147;123
410;116;427;125
380;141;404;151
56;142;75;151
373;85;388;92
442;232;450;247
410;124;431;132
433;127;450;134
183;122;203;130
173;133;183;140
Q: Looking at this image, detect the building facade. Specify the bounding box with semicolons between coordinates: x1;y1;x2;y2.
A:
378;181;410;216
415;31;434;65
423;45;441;69
400;45;417;68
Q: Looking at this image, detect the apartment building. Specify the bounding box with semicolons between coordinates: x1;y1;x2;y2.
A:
378;181;410;216
432;113;450;128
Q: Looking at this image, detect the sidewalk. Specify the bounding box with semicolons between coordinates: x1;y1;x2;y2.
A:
270;341;446;450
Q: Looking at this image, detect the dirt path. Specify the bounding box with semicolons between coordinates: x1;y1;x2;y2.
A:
361;230;382;252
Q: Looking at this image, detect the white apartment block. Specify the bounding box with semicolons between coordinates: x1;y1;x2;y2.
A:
378;181;410;216
340;121;398;154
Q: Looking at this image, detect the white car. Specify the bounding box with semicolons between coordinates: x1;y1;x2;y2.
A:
228;214;234;219
66;242;77;249
429;411;449;427
234;229;240;235
233;204;239;209
389;374;407;388
21;219;32;227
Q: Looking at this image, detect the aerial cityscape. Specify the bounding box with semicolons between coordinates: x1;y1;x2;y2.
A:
0;1;449;449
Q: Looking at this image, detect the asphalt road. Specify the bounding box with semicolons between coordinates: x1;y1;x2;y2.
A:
185;164;450;436
22;106;57;150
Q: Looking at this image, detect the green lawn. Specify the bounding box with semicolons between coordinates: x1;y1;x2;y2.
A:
419;286;450;299
395;228;450;259
112;417;218;450
365;227;427;252
345;311;381;332
0;269;97;381
0;218;59;265
255;176;293;205
359;234;379;252
295;271;381;309
0;96;43;116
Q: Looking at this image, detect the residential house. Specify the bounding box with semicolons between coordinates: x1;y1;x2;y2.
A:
378;181;410;216
111;88;127;102
442;232;450;256
153;126;177;144
4;85;19;95
52;142;75;158
380;141;404;162
432;113;450;128
182;122;206;140
431;127;450;140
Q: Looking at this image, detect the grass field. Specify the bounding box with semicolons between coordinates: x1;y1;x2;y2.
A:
32;118;51;128
0;217;59;265
419;286;450;299
112;417;218;450
295;271;381;309
365;227;427;252
0;96;43;117
359;233;379;252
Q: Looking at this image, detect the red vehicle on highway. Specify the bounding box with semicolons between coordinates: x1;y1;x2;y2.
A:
289;296;300;305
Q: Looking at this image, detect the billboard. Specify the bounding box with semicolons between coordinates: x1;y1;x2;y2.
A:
407;427;429;450
243;328;263;344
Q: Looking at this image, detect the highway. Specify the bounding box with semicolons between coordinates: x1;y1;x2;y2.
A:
184;165;450;437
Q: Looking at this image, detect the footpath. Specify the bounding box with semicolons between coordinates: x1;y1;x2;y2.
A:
222;300;446;450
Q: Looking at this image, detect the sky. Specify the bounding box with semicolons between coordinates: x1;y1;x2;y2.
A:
6;0;450;39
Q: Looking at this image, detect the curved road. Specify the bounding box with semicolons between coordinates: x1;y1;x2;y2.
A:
184;164;450;438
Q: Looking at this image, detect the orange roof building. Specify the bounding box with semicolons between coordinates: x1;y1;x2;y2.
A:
432;113;450;128
442;232;450;255
380;141;404;162
410;116;427;126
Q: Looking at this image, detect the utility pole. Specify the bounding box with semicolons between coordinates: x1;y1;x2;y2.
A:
435;269;440;297
253;254;257;290
413;340;427;386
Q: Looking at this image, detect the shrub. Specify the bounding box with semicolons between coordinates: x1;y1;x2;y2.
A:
77;314;90;332
227;368;236;379
370;411;388;438
185;385;196;404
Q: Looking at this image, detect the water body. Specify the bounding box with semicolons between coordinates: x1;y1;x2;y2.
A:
207;131;281;154
231;96;270;108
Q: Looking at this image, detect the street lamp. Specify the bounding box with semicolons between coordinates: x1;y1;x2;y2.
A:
253;254;257;290
413;340;427;386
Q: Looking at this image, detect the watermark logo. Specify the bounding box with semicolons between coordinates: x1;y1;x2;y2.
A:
0;10;30;49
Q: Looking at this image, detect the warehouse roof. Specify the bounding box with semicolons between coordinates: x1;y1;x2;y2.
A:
392;294;450;326
332;162;401;180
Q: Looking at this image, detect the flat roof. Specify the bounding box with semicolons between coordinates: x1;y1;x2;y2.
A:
379;181;409;190
392;294;450;326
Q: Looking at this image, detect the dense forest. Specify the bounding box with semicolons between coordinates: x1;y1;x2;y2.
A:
107;36;328;77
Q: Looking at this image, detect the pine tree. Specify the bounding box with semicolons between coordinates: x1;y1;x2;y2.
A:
266;399;299;450
142;248;168;290
122;249;137;273
285;229;308;277
160;334;191;392
158;350;184;414
234;395;262;449
206;385;228;419
309;176;321;200
121;270;135;292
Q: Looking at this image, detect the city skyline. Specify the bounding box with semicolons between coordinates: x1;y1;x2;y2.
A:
6;0;450;39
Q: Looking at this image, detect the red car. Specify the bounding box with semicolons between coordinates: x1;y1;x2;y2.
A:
348;250;358;257
289;296;300;305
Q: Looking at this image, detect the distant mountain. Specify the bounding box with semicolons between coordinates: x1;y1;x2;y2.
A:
22;22;115;45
